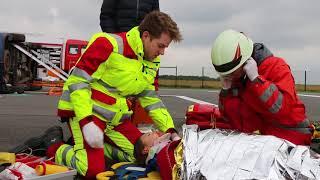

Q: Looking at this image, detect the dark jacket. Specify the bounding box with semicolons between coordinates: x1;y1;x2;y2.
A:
100;0;159;33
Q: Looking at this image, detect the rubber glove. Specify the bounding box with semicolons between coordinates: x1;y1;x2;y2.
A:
82;121;104;148
243;58;259;81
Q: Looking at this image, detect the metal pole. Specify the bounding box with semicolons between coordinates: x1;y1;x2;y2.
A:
304;70;307;92
201;67;204;88
175;66;178;88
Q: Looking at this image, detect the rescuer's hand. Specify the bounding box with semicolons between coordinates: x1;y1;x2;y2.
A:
220;76;232;90
171;132;181;141
243;58;259;81
82;121;104;148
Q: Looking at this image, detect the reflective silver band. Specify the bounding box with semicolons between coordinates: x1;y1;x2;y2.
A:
93;105;116;120
72;67;93;82
232;89;238;96
60;90;70;102
296;119;311;128
70;154;77;169
269;92;283;114
112;148;119;161
144;101;166;112
260;84;277;102
273;119;312;134
123;153;130;162
97;80;118;93
109;34;124;55
136;90;159;98
62;145;73;166
68;82;90;93
120;113;132;121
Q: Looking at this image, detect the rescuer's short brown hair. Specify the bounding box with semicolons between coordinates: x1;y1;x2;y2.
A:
139;11;182;42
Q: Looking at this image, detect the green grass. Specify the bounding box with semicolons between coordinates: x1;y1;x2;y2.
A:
159;79;320;93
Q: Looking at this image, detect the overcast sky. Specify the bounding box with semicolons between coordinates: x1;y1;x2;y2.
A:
1;0;319;83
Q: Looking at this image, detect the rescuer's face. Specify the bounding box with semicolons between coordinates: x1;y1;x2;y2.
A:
142;31;172;61
223;65;245;82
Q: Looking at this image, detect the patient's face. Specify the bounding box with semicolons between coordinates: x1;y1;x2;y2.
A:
140;131;161;148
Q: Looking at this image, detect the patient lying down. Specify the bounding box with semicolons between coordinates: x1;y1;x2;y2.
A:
134;131;181;180
134;125;320;180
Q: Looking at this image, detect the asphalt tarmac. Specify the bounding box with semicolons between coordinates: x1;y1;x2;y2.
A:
0;88;319;151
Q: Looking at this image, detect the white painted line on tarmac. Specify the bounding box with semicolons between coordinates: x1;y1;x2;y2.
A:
208;90;320;98
161;95;218;107
208;90;219;93
297;94;320;98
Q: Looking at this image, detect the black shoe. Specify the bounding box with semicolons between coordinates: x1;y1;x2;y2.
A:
10;126;64;156
311;138;320;154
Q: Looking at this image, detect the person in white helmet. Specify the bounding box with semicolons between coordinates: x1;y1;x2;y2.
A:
211;29;313;145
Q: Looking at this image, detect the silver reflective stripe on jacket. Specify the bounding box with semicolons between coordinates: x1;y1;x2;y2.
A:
61;145;77;169
144;101;166;112
71;67;93;82
120;113;132;121
259;83;283;114
97;80;118;93
60;90;71;102
260;84;277;102
93;105;116;120
109;33;124;55
273;119;312;134
69;82;90;93
136;90;159;98
269;92;283;114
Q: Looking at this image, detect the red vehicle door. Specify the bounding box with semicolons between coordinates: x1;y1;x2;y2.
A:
64;39;88;72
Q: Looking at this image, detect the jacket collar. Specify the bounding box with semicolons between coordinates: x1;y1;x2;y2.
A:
126;26;144;60
252;43;273;66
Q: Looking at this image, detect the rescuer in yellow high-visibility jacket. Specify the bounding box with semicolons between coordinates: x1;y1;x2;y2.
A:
48;11;182;178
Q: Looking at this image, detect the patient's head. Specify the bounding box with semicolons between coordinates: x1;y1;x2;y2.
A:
134;131;161;165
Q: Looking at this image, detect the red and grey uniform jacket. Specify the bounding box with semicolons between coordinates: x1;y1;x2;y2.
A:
219;43;313;145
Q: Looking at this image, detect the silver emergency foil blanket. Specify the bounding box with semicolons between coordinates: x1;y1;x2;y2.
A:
182;125;320;180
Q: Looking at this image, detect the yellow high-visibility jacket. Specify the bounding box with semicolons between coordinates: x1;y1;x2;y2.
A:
57;27;174;132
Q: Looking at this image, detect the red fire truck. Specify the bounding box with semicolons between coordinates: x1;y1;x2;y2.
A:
0;32;88;94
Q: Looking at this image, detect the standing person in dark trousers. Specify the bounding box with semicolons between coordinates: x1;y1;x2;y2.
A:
100;0;159;33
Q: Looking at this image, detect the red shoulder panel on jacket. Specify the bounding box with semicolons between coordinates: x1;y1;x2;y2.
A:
76;37;113;75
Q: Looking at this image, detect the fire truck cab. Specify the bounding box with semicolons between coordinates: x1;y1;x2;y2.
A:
62;39;87;73
0;32;88;94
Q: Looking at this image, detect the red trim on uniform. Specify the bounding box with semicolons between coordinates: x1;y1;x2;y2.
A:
79;116;92;128
157;140;180;180
76;37;113;75
57;109;75;118
80;116;106;178
84;143;105;178
92;116;107;131
113;120;142;144
116;32;137;59
46;142;64;159
91;89;116;105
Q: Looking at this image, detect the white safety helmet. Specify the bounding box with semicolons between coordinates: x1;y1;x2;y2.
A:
211;29;254;76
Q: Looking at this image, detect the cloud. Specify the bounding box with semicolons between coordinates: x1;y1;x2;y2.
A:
1;0;319;83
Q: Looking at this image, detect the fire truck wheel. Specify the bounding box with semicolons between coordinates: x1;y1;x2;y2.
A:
16;88;24;94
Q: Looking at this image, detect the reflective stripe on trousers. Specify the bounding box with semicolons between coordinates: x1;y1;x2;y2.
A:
103;143;134;162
